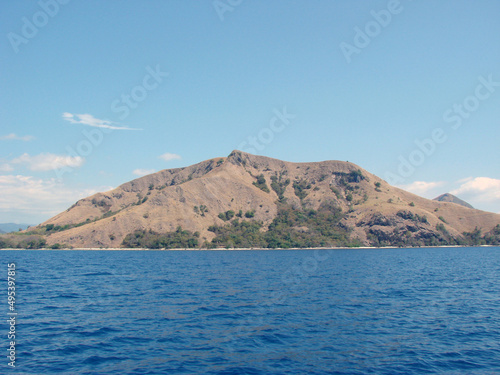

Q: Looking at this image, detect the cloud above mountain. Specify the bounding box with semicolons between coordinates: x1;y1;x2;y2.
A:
0;175;112;224
11;153;84;172
159;153;181;162
450;177;500;204
0;153;84;173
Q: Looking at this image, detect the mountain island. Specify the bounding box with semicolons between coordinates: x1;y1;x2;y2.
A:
2;151;499;249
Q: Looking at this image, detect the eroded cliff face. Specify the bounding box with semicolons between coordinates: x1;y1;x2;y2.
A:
33;151;500;248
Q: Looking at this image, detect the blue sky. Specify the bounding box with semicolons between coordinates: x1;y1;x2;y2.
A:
1;0;499;224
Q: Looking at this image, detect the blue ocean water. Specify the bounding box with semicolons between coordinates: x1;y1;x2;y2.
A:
1;247;499;374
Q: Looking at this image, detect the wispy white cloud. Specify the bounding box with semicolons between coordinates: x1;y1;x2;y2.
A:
0;175;113;224
62;113;141;130
0;164;14;172
0;133;35;141
159;152;181;162
397;181;445;196
11;153;84;172
133;168;156;176
450;177;500;203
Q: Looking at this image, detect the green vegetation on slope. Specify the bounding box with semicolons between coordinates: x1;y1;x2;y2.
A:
293;179;311;201
121;226;200;249
209;219;266;248
252;174;270;193
0;234;50;249
270;172;290;202
207;201;360;249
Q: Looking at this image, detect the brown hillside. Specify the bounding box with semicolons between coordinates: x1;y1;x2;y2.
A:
38;151;500;248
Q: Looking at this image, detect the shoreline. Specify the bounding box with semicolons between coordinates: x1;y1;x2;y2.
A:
1;245;498;251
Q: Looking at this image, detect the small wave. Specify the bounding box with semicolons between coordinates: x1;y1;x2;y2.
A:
156;336;186;344
53;344;98;355
78;327;122;337
58;293;80;299
82;355;126;365
41;305;60;310
81;271;114;276
256;333;287;345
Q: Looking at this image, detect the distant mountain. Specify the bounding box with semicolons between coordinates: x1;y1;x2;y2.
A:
433;193;474;209
0;223;31;233
2;151;500;249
